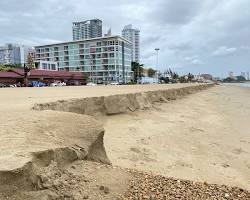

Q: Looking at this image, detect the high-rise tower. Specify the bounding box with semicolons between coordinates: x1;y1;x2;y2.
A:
73;19;102;40
122;24;140;63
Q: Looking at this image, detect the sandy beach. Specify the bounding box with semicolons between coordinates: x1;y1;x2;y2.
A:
104;85;250;190
0;83;249;199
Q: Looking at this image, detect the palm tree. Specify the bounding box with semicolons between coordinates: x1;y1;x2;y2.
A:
131;62;144;83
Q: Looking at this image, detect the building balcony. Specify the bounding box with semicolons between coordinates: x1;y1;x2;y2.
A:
102;53;108;58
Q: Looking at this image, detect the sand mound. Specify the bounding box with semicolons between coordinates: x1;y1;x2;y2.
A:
0;111;110;195
33;84;214;116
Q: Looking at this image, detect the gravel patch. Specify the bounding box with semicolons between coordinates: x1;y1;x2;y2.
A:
124;171;250;200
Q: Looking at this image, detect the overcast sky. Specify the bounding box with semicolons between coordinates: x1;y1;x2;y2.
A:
0;0;249;77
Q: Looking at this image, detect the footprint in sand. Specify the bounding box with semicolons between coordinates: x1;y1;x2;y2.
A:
232;148;247;155
140;138;149;145
129;147;156;162
128;127;137;132
175;161;193;168
190;127;205;133
221;163;230;168
245;162;250;169
130;147;141;154
240;140;250;144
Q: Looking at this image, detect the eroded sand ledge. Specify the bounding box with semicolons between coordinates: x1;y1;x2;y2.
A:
0;111;110;194
33;84;214;116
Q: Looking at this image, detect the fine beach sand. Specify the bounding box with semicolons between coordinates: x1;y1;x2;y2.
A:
104;85;250;190
0;84;249;199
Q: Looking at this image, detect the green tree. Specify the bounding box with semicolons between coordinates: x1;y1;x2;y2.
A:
172;72;179;80
148;68;157;78
223;76;246;83
187;73;194;81
131;62;144;83
236;76;246;82
223;77;234;82
179;76;188;83
0;63;22;71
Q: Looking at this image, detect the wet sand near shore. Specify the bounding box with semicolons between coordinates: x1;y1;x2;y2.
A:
104;85;250;190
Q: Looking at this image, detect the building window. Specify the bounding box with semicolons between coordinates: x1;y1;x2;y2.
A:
108;47;114;52
51;64;56;70
42;63;47;70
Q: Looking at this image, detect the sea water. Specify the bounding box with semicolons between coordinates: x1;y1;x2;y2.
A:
225;82;250;88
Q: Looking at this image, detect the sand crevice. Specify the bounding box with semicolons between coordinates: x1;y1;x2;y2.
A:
33;84;214;116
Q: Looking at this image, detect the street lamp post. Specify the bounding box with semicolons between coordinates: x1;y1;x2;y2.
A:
155;48;160;83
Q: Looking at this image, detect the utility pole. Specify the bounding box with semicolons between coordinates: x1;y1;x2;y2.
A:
137;63;139;84
155;48;160;83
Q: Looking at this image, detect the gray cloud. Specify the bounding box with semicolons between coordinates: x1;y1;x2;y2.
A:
147;0;203;25
0;0;250;77
212;46;237;57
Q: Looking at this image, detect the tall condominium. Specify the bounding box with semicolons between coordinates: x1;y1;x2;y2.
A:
35;36;132;83
0;44;34;65
122;24;140;63
73;19;102;41
0;44;21;64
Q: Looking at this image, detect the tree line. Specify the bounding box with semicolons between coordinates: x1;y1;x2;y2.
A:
0;64;22;71
132;61;194;83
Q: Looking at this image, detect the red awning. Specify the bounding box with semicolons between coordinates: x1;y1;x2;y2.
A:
8;69;85;79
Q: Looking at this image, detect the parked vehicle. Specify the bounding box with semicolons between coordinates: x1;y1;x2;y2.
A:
29;81;47;87
86;82;97;86
109;82;119;85
50;81;66;87
0;83;7;88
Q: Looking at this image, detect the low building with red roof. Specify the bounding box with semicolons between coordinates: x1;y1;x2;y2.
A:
0;68;86;86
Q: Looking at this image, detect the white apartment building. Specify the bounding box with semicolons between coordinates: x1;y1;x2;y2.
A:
122;24;140;63
35;36;132;83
